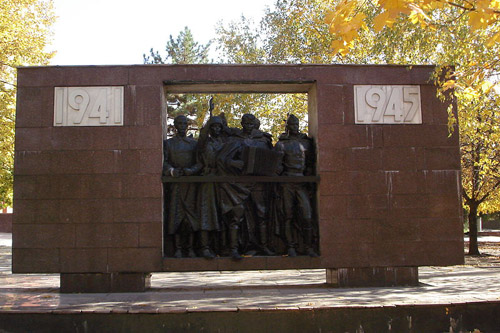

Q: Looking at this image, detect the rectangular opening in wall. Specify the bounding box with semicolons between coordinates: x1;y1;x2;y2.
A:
161;82;319;263
164;93;309;141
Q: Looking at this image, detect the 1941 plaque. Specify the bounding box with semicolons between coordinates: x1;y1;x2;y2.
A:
54;86;124;126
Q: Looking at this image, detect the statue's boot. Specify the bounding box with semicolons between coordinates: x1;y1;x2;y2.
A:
304;227;319;257
229;226;242;260
200;231;215;259
284;221;297;257
173;234;183;258
259;225;274;256
187;233;196;258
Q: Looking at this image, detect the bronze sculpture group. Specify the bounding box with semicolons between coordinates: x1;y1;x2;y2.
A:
163;113;319;259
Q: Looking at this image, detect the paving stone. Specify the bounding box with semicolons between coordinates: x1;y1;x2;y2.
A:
1;233;500;314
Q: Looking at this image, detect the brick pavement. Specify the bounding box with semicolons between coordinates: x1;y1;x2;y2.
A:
1;232;500;314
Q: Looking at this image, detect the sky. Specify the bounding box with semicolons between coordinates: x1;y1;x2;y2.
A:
49;0;272;66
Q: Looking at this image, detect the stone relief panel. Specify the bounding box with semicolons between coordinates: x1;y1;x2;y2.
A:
54;87;124;126
354;85;422;124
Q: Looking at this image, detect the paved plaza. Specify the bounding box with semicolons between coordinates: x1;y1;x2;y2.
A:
1;233;500;314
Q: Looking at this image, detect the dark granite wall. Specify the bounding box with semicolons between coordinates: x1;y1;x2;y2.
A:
0;214;12;232
13;65;463;274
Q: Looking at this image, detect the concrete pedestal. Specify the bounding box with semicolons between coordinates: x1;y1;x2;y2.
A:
326;267;419;287
60;273;151;293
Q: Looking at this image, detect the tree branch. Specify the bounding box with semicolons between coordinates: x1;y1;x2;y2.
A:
462;187;471;203
0;80;16;88
478;179;500;204
0;61;17;69
445;0;500;14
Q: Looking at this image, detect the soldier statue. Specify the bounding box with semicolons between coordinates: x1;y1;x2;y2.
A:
216;114;277;258
196;116;226;258
163;115;201;258
275;114;318;257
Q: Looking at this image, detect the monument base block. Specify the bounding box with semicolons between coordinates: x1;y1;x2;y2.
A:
60;273;151;293
326;267;419;287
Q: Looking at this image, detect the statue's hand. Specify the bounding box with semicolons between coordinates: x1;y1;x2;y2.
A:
171;168;183;177
229;159;244;170
183;167;195;176
276;165;283;175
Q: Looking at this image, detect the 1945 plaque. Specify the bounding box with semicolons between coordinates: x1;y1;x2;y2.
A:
354;85;422;124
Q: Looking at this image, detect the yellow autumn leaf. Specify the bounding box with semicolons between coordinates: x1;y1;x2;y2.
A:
334;0;356;19
339;46;351;56
481;80;494;93
337;21;357;34
409;11;419;24
463;87;480;99
486;31;500;47
427;1;445;9
350;12;367;28
468;11;489;30
343;29;359;43
442;80;456;91
324;10;336;24
381;0;407;10
330;39;344;51
373;10;392;32
411;3;431;20
476;0;490;10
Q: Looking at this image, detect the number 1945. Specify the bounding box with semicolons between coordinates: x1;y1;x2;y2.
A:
354;85;422;124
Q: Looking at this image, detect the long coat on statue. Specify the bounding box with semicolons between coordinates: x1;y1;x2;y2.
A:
273;132;315;234
164;135;201;235
197;135;226;232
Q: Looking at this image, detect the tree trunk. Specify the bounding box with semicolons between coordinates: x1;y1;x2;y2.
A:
468;203;480;255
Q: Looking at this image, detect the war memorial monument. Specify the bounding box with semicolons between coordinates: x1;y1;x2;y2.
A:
12;64;463;293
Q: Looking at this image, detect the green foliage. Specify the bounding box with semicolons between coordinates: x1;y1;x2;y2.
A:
144;27;212;136
143;26;211;64
216;0;337;64
163;93;211;137
0;0;55;208
210;93;308;142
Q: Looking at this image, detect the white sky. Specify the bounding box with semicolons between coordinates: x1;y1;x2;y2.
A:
49;0;272;66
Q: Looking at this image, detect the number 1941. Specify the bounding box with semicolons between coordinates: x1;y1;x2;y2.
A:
54;87;124;127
